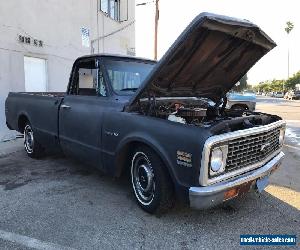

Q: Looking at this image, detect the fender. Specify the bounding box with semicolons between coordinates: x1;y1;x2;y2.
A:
114;132;179;185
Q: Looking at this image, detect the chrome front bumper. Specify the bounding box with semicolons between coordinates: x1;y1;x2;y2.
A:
189;152;285;209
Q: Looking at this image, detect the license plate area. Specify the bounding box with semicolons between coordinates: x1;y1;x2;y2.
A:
256;175;269;193
223;181;254;201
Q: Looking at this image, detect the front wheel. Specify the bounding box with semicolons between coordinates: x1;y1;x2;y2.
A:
24;122;44;158
130;146;175;214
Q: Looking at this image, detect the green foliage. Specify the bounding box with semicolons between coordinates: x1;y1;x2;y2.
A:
239;74;248;90
253;79;285;92
285;71;300;89
285;21;294;34
253;70;300;93
233;74;248;91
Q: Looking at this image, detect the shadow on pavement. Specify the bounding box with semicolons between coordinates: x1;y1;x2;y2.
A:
0;150;299;249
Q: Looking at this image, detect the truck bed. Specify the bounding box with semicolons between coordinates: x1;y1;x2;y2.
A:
15;92;65;97
5;92;64;148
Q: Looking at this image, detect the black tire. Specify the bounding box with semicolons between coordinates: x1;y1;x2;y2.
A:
23;122;44;158
130;145;175;214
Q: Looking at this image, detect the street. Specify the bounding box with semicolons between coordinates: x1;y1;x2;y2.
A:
256;96;300;217
256;96;300;151
0;96;299;250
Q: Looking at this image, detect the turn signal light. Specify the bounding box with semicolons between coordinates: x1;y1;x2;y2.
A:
224;188;239;201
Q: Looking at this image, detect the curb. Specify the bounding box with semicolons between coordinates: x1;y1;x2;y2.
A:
0;139;24;158
0;134;23;143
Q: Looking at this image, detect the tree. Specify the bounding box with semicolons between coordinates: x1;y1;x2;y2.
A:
233;74;248;92
285;21;294;83
239;74;248;90
285;71;300;90
285;21;294;34
253;78;286;93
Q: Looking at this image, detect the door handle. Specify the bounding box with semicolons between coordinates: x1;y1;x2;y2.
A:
61;104;71;109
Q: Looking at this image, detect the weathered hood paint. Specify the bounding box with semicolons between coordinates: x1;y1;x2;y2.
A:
126;13;276;110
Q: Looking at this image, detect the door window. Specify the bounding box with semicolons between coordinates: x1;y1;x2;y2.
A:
70;59;107;96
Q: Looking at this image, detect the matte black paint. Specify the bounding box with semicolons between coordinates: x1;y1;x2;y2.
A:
126;12;276;108
5;13;278;203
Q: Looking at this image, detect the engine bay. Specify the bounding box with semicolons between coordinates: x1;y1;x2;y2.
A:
134;97;281;135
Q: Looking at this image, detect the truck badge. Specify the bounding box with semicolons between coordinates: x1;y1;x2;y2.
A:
260;142;271;153
176;150;192;167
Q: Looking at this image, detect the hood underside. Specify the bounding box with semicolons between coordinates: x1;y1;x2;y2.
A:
126;12;276;110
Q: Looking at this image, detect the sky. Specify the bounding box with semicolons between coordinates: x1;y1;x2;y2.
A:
135;0;300;85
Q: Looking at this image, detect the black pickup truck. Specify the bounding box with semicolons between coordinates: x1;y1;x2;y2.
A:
5;13;286;214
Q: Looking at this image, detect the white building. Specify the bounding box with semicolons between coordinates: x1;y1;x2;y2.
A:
0;0;135;141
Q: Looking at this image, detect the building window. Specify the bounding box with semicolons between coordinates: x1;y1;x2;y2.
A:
100;0;120;21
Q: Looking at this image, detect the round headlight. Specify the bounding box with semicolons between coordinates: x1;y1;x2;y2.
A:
211;148;223;172
209;145;228;177
279;128;285;145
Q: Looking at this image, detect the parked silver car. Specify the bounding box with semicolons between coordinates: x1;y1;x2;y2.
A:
274;92;284;98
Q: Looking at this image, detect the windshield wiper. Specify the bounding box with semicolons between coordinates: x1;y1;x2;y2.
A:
120;88;138;91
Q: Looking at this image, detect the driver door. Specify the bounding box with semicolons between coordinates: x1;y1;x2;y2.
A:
59;58;108;167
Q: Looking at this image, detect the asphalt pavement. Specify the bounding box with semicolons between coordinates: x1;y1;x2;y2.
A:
0;96;299;250
256;96;300;148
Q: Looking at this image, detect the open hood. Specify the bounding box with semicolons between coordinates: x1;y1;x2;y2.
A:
126;13;276;110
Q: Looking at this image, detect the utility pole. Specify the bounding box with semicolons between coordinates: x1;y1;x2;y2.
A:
284;21;294;91
136;0;159;60
154;0;159;60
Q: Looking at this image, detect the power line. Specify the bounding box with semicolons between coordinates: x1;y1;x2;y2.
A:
91;20;135;43
136;1;154;6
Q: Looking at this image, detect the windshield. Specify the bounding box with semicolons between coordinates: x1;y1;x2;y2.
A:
103;58;156;95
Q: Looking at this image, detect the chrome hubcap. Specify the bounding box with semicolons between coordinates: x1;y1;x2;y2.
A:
24;125;34;153
131;152;155;205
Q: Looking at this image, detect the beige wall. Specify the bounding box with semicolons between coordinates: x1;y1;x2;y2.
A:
0;0;135;134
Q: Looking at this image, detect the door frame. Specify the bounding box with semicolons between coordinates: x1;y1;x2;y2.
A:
23;54;48;92
58;57;111;168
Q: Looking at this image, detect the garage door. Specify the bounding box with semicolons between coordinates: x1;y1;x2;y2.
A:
24;56;47;92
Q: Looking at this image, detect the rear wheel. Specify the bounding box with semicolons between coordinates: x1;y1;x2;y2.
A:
24;122;44;158
130;146;175;214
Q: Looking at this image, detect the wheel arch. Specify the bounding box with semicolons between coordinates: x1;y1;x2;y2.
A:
231;103;249;110
114;136;176;185
18;113;30;133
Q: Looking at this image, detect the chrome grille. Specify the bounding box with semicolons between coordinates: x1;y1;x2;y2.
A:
226;128;281;172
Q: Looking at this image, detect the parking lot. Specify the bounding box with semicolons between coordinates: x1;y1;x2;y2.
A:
0;96;299;250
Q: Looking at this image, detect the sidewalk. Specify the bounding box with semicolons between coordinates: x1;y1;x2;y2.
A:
0;118;23;156
0;102;21;142
0;127;21;142
0;115;20;143
0;138;24;157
